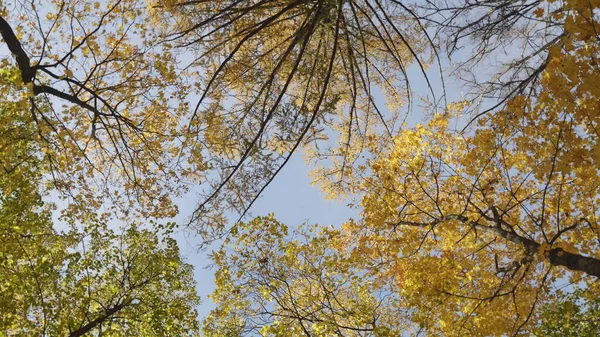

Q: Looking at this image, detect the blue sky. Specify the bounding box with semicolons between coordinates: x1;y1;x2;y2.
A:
174;149;361;319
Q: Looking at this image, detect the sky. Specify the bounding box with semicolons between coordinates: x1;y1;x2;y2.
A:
174;150;361;319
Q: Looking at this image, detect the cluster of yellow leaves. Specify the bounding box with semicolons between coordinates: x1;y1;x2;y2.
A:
204;215;418;336
206;1;600;335
0;1;212;333
1;0;208;222
334;1;600;334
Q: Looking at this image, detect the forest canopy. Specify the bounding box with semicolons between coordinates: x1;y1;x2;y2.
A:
1;0;599;336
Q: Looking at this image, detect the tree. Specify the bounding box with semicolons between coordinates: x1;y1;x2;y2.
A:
204;216;412;336
206;0;600;335
1;219;202;336
0;0;196;222
0;67;201;335
0;1;432;334
4;0;600;335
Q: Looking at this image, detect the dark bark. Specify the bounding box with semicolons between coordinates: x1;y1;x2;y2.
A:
0;15;135;132
69;300;131;337
0;15;36;83
473;220;600;278
397;214;600;278
547;248;600;278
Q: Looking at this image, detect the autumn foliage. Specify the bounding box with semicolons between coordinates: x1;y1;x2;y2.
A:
1;0;600;336
205;0;600;336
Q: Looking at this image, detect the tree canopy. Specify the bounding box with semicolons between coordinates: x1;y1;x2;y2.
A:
204;0;600;335
0;64;200;335
1;0;599;336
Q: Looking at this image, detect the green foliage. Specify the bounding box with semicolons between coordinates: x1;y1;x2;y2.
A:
1;220;202;336
0;66;200;336
536;288;600;337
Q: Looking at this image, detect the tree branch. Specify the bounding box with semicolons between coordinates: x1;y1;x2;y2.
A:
394;215;600;278
0;15;36;83
1;15;135;133
546;248;600;278
69;299;133;337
